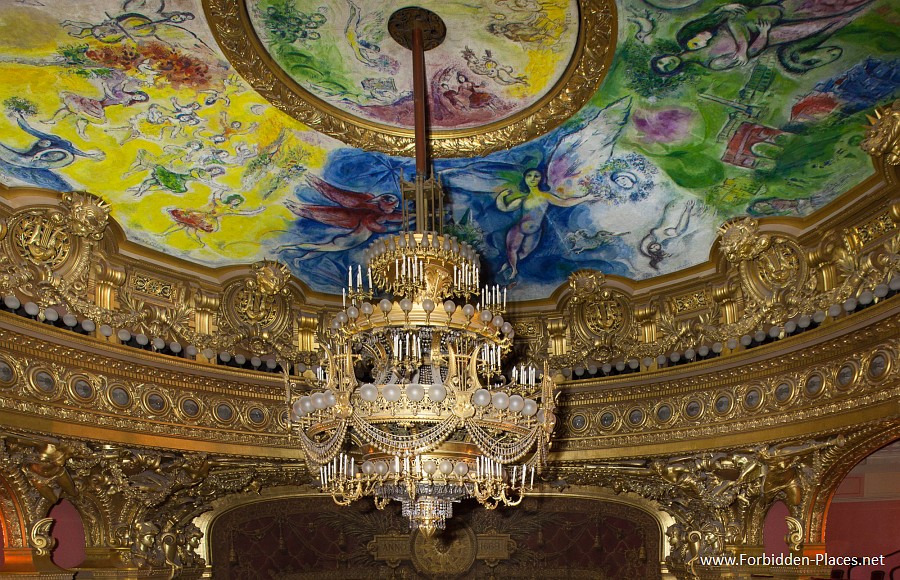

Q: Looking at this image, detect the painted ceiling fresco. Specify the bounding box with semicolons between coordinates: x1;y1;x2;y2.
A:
0;0;898;300
246;0;579;130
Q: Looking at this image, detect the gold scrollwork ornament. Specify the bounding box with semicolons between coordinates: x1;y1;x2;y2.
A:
862;98;900;166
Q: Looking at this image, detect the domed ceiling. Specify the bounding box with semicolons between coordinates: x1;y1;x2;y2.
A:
0;0;897;300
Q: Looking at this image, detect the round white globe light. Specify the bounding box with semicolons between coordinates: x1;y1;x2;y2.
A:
406;384;425;402
359;383;378;402
439;459;454;475
508;395;524;413
473;389;491;407
429;384;447;402
522;399;538;417
492;392;509;410
383;384;401;402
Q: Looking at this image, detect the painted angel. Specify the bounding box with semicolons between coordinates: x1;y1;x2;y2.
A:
488;97;633;281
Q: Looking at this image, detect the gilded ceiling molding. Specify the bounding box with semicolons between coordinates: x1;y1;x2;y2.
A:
0;188;319;364
202;0;616;157
0;323;299;455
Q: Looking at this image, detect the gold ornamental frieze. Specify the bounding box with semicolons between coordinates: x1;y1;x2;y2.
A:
0;324;296;455
555;305;900;455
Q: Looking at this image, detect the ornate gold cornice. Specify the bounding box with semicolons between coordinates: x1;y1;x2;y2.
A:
551;296;900;459
202;0;616;157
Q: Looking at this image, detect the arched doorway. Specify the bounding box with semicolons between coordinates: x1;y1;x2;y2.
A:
826;440;900;579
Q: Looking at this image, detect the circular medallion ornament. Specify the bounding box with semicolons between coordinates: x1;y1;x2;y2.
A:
181;398;201;418
72;378;95;400
203;0;615;157
627;408;644;426
714;393;732;414
215;402;235;422
109;386;132;408
145;392;168;413
774;382;793;403
744;387;762;409
248;407;267;425
868;353;888;378
32;370;56;393
806;373;825;395
411;523;477;576
0;359;15;386
684;400;703;419
655;403;672;423
835;365;855;389
570;412;588;432
599;411;616;429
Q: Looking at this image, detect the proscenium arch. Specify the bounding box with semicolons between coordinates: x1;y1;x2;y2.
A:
807;422;900;547
194;485;674;570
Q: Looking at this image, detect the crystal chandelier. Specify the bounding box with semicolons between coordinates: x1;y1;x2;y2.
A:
288;173;556;535
287;7;556;537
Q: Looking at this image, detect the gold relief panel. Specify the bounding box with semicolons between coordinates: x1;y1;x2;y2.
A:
571;288;633;350
671;290;710;315
512;319;542;338
851;211;896;247
742;236;809;300
130;273;175;300
220;261;293;345
10;211;72;269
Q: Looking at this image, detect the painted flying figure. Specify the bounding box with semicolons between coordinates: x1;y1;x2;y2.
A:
490;97;632;282
61;0;214;54
162;191;264;246
279;173;403;263
0;114;104;190
639;199;697;270
44;70;149;138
